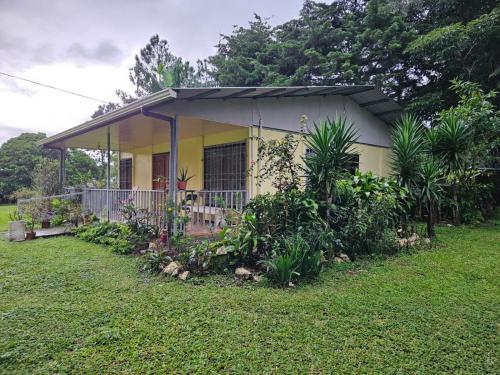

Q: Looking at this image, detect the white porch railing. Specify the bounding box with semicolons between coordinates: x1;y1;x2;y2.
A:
82;188;168;223
178;190;248;227
83;188;248;228
17;189;248;229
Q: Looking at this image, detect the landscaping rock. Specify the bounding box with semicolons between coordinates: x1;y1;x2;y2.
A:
339;253;351;262
148;241;158;250
163;261;182;276
178;271;190;281
408;234;419;245
216;246;227;256
235;267;252;280
334;257;344;263
252;274;263;283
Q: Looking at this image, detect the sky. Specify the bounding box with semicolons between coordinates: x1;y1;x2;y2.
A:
0;0;304;144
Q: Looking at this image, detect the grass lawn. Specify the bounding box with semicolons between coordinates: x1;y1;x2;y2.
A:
0;221;498;373
0;204;15;232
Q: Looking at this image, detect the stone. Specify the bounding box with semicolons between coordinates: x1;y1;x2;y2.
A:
334;257;343;263
339;253;351;262
163;261;182;276
148;241;158;250
178;271;190;281
235;267;252;279
288;282;296;288
252;274;263;283
216;246;227;256
408;233;419;245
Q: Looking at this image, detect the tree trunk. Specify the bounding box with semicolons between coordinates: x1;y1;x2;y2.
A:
452;183;460;225
427;201;435;239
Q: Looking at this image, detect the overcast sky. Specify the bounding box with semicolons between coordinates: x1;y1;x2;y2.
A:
0;0;304;144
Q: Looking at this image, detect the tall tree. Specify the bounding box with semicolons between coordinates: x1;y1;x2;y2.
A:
0;133;55;200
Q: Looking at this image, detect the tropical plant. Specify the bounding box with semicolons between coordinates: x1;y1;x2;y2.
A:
260;234;322;288
418;158;445;238
177;167;194;182
303;116;358;222
254;118;306;192
430;113;471;224
390;114;426;190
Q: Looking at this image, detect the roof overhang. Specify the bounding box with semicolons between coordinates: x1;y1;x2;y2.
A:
39;85;401;149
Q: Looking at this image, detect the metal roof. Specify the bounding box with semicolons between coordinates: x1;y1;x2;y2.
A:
39;85;401;147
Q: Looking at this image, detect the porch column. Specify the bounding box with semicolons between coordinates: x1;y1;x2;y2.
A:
59;148;66;191
59;147;66;191
106;127;111;222
168;115;178;204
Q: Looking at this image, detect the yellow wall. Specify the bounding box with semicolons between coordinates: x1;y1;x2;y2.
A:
248;127;392;196
127;128;248;191
123;126;391;196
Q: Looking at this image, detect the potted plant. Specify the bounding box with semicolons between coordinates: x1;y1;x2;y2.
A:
7;209;25;242
23;201;42;240
177;167;194;190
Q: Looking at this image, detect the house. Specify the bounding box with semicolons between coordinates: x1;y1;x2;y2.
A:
39;86;401;226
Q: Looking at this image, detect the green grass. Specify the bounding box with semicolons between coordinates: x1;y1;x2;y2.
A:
0;205;15;232
0;221;499;373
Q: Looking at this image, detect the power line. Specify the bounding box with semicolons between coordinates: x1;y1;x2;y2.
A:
0;71;109;103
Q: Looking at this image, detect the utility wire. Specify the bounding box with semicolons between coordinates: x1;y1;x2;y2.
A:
0;71;109;103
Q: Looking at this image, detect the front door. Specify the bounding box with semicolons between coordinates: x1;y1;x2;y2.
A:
152;152;169;190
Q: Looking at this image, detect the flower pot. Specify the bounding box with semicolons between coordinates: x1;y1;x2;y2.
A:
177;181;187;190
8;221;26;241
41;219;51;229
25;231;36;240
160;231;168;244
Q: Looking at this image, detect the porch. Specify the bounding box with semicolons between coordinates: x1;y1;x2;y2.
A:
81;187;247;228
17;187;248;236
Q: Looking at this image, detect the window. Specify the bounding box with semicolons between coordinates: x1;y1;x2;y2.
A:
204;142;246;191
152;153;169;190
119;158;132;189
347;154;360;174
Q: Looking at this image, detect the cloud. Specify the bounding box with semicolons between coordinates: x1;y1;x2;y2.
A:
0;124;47;145
66;41;125;65
0;77;38;97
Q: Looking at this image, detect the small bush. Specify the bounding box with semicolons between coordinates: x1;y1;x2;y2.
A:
74;222;150;255
261;234;322;287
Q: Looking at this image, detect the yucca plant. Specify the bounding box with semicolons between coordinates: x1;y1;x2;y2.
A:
303;116;358;222
390;114;426;191
418;158;445;238
431;113;471;224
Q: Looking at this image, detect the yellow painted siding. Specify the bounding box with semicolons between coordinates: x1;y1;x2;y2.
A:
128;128;248;191
125;126;391;195
248;127;392;196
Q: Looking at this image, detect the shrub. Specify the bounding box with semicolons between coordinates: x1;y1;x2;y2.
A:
332;171;408;256
74;221;150;255
220;189;330;274
261;234;322;287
